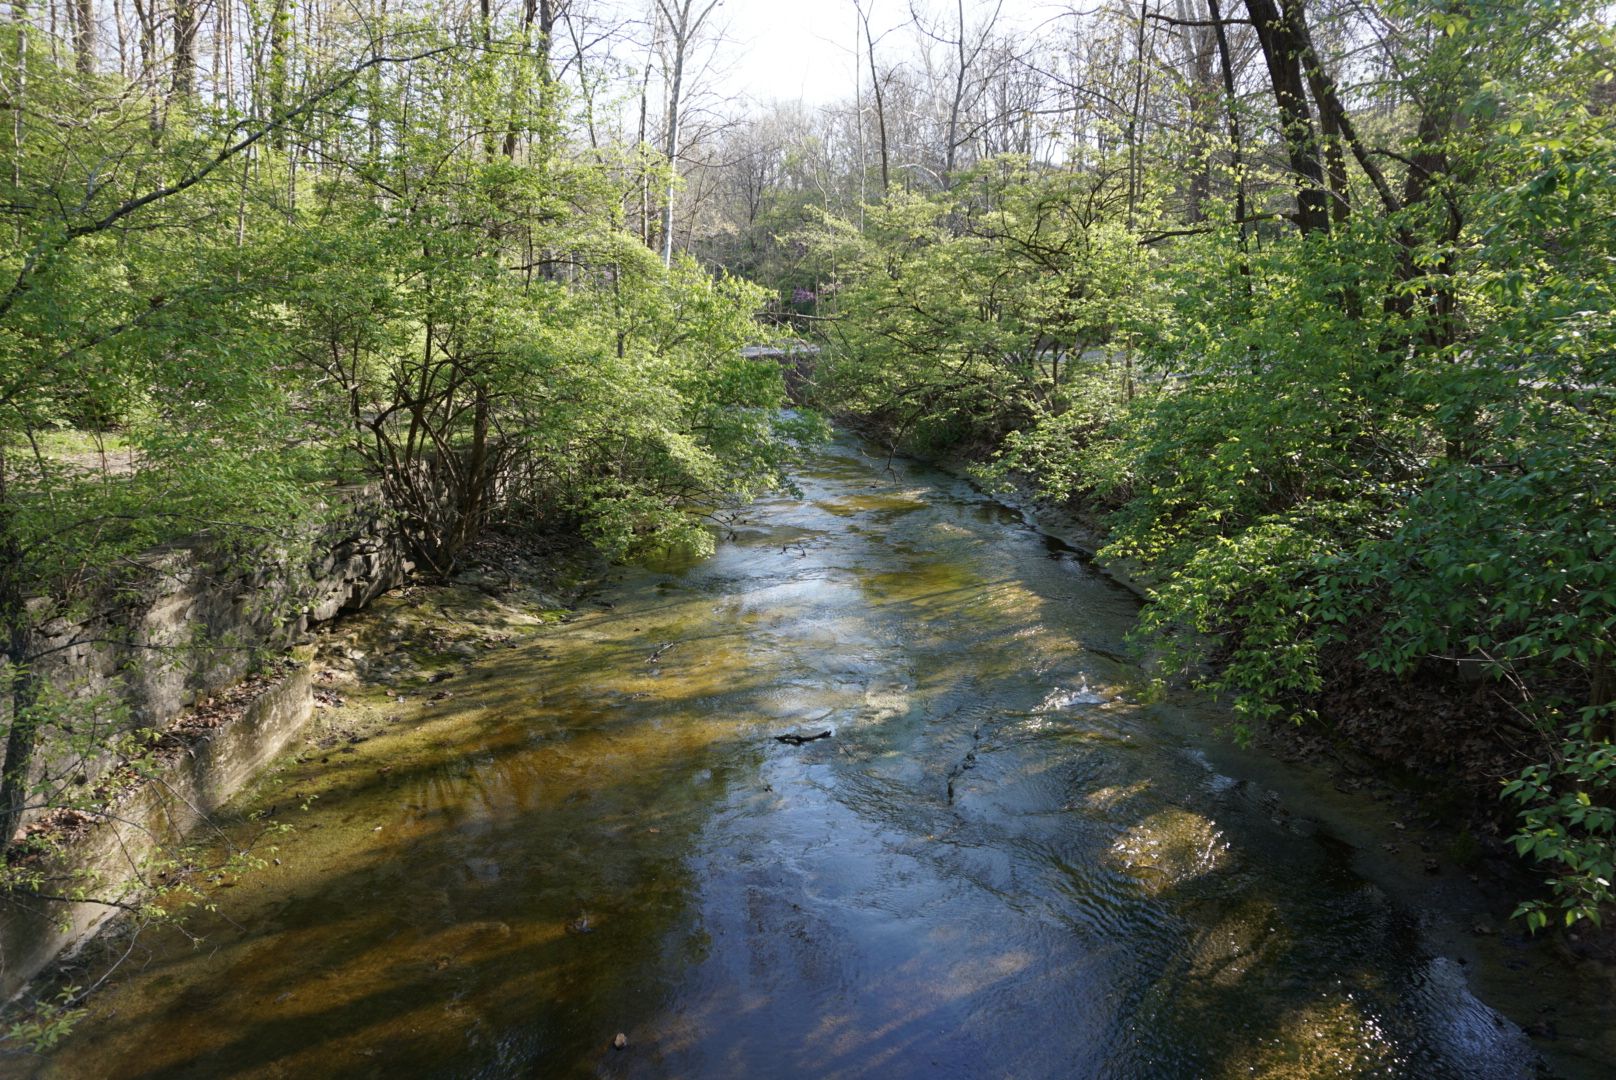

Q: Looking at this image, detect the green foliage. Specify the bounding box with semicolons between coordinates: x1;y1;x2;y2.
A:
1364;108;1616;925
3;985;86;1053
1505;729;1616;931
1091;220;1416;719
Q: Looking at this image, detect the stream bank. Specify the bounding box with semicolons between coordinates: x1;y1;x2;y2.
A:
0;530;601;1024
911;430;1616;980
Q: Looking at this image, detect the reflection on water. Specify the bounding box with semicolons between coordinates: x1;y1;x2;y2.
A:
28;439;1607;1079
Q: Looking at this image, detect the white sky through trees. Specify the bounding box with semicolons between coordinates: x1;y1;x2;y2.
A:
708;0;1056;107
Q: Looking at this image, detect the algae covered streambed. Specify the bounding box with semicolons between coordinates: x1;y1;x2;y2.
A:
27;439;1616;1079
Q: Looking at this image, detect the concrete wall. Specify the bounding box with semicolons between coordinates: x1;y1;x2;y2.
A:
0;665;313;999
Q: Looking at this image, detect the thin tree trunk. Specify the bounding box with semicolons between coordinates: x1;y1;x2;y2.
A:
1175;0;1219;222
10;0;25;246
112;0;128;81
858;2;889;195
210;0;222;98
652;0;720;262
505;0;559;160
854;5;866;218
1206;0;1247;248
503;0;536;159
364;0;382;159
131;0;151;86
1301;58;1348;224
131;0;158;131
479;0;496;159
1289;6;1396;216
1126;0;1150;228
71;0;92;74
268;0;289;146
564;9;602;153
173;0;196;97
222;0;233;105
944;0;967;179
637;39;652;245
659;48;681;267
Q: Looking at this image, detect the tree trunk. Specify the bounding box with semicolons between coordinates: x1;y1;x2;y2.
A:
10;0;25;244
944;0;967;181
71;0;93;75
658;1;688;266
480;0;497;160
1205;0;1247;247
131;0;158;132
268;0;290;147
1125;0;1151;228
1243;0;1329;235
1307;67;1349;224
504;0;559;159
131;0;152;87
0;464;41;854
858;3;890;195
1175;0;1220;222
173;0;196;97
652;0;719;265
113;0;127;81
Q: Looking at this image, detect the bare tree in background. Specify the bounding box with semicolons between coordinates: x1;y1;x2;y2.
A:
855;0;894;195
652;0;721;265
912;0;1003;181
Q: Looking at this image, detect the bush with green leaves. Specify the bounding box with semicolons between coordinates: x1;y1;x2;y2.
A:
1351;108;1616;926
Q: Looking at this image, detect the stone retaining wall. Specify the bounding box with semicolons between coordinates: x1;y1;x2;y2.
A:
28;489;408;738
0;665;314;999
2;488;413;1000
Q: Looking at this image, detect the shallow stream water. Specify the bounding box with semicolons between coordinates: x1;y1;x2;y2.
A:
28;438;1615;1078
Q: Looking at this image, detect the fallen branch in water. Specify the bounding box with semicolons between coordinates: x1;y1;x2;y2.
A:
774;730;833;746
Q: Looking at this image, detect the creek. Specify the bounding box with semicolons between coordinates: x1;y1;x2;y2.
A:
27;437;1615;1079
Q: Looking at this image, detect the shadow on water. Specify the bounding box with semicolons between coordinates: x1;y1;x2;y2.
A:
33;664;797;1077
22;436;1608;1080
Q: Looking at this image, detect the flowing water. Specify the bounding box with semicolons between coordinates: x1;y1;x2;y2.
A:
28;438;1614;1079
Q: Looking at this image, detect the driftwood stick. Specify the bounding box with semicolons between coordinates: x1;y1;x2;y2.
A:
774;729;833;746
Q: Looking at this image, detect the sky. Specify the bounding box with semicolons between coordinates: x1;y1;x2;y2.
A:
709;0;1060;108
